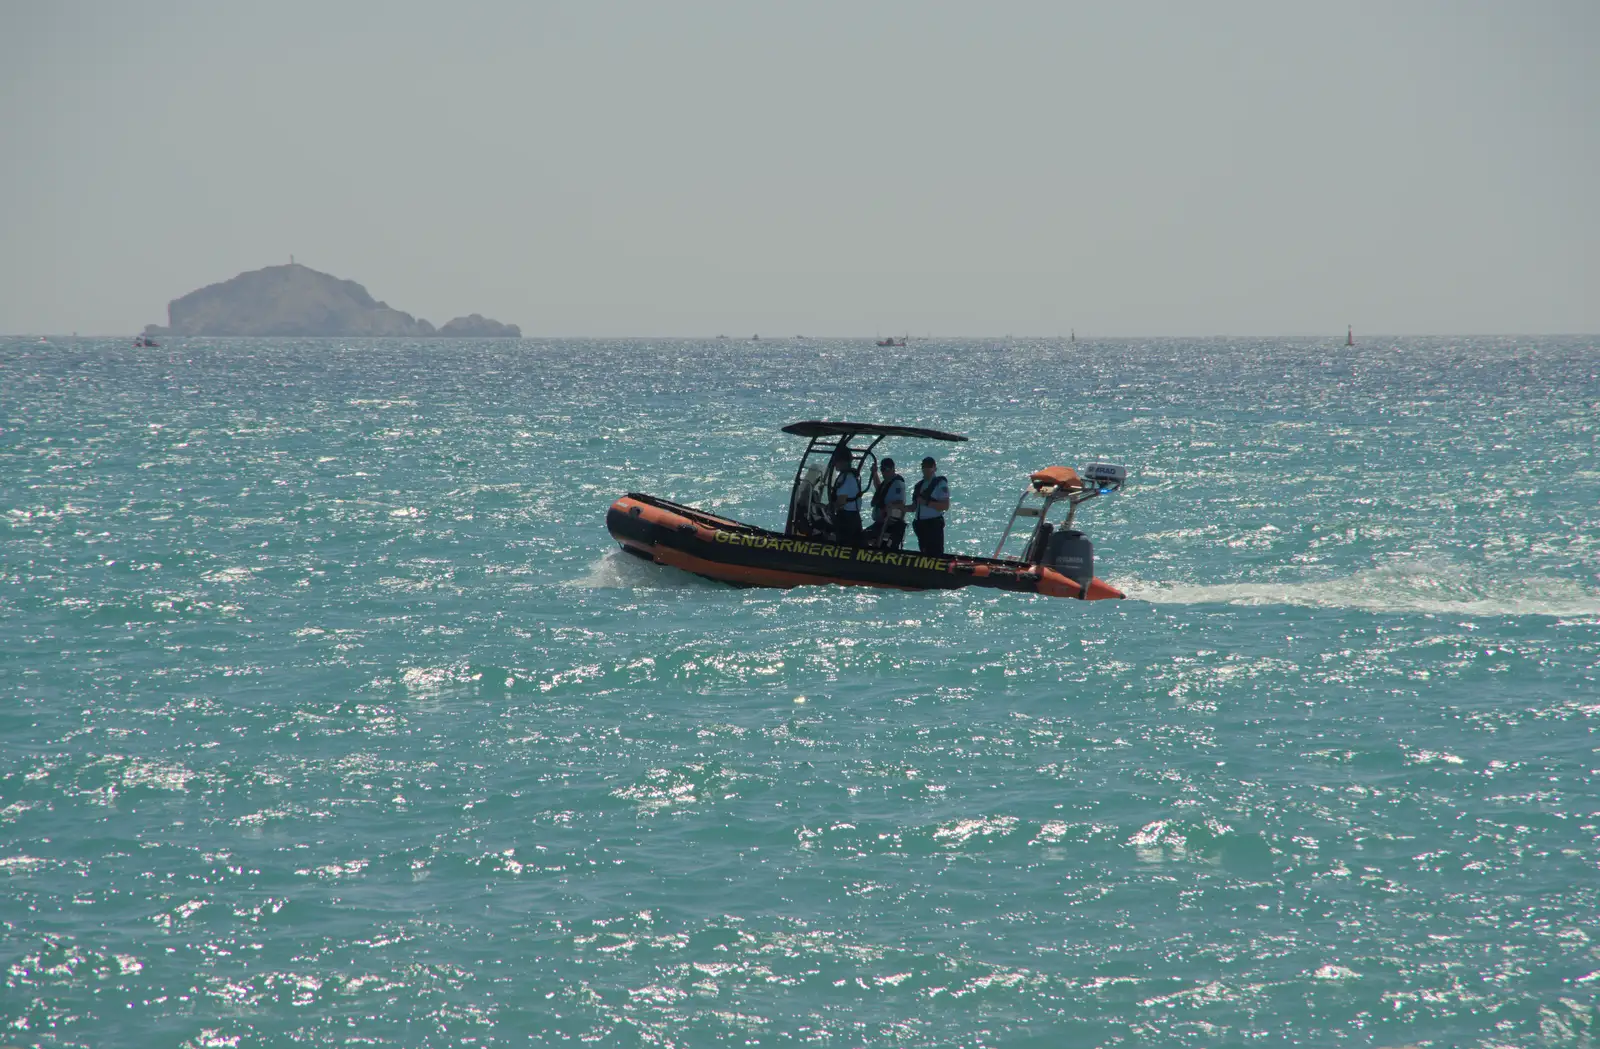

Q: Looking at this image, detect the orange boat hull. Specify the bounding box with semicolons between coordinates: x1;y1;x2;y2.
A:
606;494;1124;601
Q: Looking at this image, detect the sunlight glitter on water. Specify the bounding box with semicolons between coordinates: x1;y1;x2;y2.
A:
2;335;1597;1047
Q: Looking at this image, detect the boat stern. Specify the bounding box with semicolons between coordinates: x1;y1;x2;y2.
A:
1034;565;1125;600
1083;576;1125;601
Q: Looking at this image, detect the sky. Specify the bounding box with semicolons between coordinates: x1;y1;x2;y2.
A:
2;1;1596;336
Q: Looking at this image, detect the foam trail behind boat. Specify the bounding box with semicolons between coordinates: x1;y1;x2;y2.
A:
1123;560;1600;619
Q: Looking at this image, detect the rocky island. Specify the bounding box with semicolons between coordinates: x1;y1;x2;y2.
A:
143;263;521;338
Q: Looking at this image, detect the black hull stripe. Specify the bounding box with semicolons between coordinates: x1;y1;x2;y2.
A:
607;502;1049;595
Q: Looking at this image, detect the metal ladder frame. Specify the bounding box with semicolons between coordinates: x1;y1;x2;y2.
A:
991;482;1106;561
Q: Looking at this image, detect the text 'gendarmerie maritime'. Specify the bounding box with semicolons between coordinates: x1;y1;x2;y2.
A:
714;529;947;570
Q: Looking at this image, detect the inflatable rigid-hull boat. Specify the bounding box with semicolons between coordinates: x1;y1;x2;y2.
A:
606;492;1124;600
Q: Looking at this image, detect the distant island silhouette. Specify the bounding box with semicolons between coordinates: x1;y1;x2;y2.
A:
143;263;520;338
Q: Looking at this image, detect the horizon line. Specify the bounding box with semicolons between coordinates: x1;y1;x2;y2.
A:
4;331;1597;341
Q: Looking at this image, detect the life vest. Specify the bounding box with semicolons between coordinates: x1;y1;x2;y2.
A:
912;476;948;519
871;474;905;520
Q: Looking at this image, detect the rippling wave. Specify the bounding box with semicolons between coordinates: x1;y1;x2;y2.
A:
2;335;1596;1047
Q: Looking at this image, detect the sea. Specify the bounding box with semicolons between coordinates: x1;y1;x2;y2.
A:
2;335;1597;1048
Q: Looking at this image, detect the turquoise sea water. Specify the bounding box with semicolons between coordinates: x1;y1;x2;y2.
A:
2;335;1598;1048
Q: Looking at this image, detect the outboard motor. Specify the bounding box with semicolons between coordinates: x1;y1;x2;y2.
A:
1044;529;1094;590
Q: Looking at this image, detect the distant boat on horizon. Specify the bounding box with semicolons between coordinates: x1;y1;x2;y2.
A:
1347;325;1354;346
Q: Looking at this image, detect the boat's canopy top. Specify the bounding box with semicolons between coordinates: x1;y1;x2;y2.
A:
782;420;967;442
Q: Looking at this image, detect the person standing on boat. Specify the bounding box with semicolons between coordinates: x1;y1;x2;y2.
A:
911;456;950;555
829;446;864;546
868;457;907;550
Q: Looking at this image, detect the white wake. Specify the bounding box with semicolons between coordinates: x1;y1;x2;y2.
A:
1124;560;1600;618
570;548;721;590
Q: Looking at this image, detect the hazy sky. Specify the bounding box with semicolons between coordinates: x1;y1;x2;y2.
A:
2;1;1595;336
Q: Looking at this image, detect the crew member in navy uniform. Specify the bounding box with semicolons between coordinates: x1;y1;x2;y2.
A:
911;456;950;555
868;457;907;549
829;446;863;546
